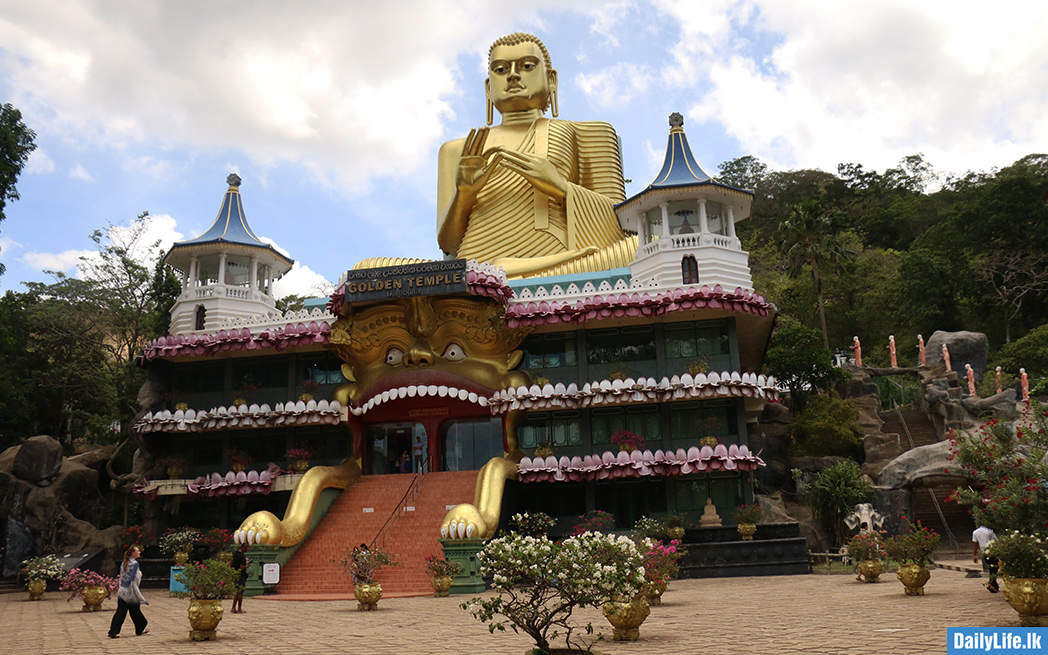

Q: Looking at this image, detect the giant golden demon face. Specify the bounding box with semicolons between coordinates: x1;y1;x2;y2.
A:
328;296;531;408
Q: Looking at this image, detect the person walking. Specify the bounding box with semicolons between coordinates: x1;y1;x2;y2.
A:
972;525;999;593
108;546;149;638
231;542;250;613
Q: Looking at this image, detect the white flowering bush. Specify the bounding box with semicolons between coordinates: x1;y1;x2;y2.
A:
462;532;645;654
22;554;65;582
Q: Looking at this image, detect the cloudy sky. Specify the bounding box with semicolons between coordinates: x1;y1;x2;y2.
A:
1;0;1045;297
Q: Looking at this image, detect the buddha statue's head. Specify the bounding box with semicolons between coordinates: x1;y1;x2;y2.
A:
485;32;558;123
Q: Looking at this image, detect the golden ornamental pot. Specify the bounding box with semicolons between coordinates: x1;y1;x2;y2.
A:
857;559;884;583
666;526;685;540
737;523;757;540
27;579;46;601
81;585;107;612
167;466;184;479
896;563;931;596
430;575;453;597
293;459;310;473
216;550;234;564
602;595;650;641
642;579;667;606
299;393;314;402
174;551;190;566
355;582;383;611
231;463;246;473
188;598;224;640
1005;578;1048;627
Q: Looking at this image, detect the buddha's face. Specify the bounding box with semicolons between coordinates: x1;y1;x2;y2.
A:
487;41;556;114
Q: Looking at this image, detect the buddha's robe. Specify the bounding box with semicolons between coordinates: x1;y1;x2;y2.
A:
455;118;629;268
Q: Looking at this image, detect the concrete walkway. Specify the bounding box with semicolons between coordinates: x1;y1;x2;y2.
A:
1;566;1017;655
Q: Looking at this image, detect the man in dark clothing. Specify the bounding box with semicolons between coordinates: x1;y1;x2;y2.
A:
231;543;249;613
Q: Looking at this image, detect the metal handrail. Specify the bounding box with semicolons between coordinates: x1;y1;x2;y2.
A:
369;456;431;551
894;405;959;550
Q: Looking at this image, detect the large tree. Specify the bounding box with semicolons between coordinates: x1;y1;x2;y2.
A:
0;103;38;275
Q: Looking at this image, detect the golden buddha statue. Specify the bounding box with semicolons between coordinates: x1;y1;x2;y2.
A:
435;32;637;278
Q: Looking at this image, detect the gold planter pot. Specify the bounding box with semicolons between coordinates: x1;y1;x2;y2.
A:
737;523;757;540
896;563;931;596
666;526;685;541
293;460;310;473
1005;578;1048;627
642;579;667;606
857;559;884;583
602;595;650;641
81;585;107;612
188;598;224;640
430;575;453;597
27;579;46;601
216;550;234;565
174;551;189;566
355;583;383;611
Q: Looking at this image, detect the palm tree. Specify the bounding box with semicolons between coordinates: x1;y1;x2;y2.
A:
779;198;856;350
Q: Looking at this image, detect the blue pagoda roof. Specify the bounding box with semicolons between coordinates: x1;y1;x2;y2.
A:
167;174;293;266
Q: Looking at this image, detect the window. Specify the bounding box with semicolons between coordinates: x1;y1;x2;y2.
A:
176;361;225;394
440;418;503;471
300;354;347;385
195;305;206;331
521;333;577;369
232;357;290;390
668;401;737;442
518;412;582;452
591;406;660;447
682;256;699;285
586;327;655;365
665;321;729;359
675;476;743;512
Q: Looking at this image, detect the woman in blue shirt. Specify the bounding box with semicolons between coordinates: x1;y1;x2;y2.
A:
108;546;149;638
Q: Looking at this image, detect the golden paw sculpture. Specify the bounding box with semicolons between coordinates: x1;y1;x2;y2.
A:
440;456;519;540
234;458;361;547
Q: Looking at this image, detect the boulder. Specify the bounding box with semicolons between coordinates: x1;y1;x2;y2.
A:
862;432;904;480
751;403;793;492
3;517;33;577
53;459;103;520
755;493;794;523
876;441;970;489
0;445;19;473
960;388;1019;421
926;331;989;381
12;435;64;485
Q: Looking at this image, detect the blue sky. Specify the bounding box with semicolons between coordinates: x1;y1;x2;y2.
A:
1;0;1046;297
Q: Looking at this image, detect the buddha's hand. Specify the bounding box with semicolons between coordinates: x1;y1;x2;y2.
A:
456;127;500;196
234;511;284;546
492;147;569;200
440;503;490;540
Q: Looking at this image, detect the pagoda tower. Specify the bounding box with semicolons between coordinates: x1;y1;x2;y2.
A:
163;174;294;334
617;113;755;290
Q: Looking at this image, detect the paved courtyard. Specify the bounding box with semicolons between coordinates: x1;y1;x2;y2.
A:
0;563;1017;655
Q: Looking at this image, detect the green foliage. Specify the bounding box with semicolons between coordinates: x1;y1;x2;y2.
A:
790;394;864;458
764;317;848;412
733;503;763;524
22;554;65;582
875;376;924;410
986;531;1048;579
0;104;37;274
174;559;241;600
160;526;202;554
631;516;665;540
424;555;463;577
993;323;1048;380
884;519;940;565
806;461;872;546
337;546;398;584
716;155;769;190
847;531;886;561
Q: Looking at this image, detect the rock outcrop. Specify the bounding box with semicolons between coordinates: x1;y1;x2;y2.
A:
926;330;989;381
876;441;968;489
12;436;64;486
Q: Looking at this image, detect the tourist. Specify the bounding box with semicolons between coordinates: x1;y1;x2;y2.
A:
231;542;250;612
108;546;149;638
972;525;998;593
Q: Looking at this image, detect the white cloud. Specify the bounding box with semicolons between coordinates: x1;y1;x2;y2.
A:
272;263;333;300
69;163;92;180
22;248;93;273
657;0;1048;174
0;235;22;255
587;0;636;47
576;62;653;109
24;148;55;175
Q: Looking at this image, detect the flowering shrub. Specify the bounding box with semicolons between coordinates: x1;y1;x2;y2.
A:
510;512;556;538
641;538;685;585
986;531;1048;579
463;532;646;654
950;402;1048;533
22;554;65;582
847;531;887;561
571;510;615;535
285;446;315;461
160;526;202;554
337;547;398;584
60;568;118;601
610;429;645;451
884;519;940;564
203;528;233;551
733;503;763;524
224;448;254;469
424;555;463;577
174;559;241;600
119;525;156;551
631;516;665;540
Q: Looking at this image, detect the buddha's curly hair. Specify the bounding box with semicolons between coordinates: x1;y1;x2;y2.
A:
488;32;553;72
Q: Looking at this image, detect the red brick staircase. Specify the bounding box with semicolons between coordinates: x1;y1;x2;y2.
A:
275;471;477;598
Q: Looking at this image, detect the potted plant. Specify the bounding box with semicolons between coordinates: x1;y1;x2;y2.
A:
59;568;118;612
639;538;685;605
300;378;320;402
119;525;156;551
884;518;940;595
286;445;314;473
510;512;556;538
462;531;646;652
174;559;241;640
733;503;762;540
424;555;463;597
631;516;665;541
664;513;687;540
161;526;203;565
223;448;254;473
21;554;64;600
204;528;234;563
157;455;189;479
571;510;615;536
847;531;887;583
337;546;398;610
610;429;645;453
986;531;1048;625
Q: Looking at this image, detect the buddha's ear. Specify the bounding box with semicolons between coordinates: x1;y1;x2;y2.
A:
485;77;491;102
548;68;558;93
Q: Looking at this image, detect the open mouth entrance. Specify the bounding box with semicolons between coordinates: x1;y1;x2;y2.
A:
363;416;504;473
